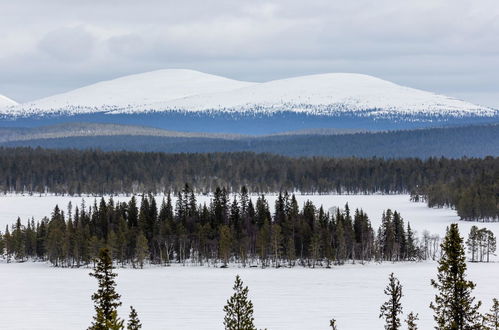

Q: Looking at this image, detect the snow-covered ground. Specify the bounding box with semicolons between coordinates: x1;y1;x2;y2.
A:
0;261;498;329
1;194;498;330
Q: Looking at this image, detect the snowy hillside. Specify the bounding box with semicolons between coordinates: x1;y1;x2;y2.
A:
136;73;496;118
5;69;256;116
0;94;18;109
4;70;497;119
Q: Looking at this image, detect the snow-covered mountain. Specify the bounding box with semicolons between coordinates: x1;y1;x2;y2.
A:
129;72;496;118
4;70;497;119
0;94;18;109
4;69;256;116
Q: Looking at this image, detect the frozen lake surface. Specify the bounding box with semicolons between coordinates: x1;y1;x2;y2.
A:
0;194;498;329
0;261;498;329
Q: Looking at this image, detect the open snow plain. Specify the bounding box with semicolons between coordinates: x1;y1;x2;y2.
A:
1;194;498;329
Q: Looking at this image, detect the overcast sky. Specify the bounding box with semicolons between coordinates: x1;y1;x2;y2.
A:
1;0;498;107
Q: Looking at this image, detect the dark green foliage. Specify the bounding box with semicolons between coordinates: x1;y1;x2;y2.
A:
379;273;403;330
2;189;443;267
223;275;257;330
430;224;482;329
134;231;149;269
127;306;142;330
484;298;499;330
405;312;419;330
89;248;124;330
0;148;497;221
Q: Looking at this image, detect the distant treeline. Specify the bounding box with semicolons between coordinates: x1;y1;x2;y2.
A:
0;148;497;220
1;188;436;267
2;123;498;158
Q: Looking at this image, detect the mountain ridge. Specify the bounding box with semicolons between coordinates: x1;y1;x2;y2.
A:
3;70;496;120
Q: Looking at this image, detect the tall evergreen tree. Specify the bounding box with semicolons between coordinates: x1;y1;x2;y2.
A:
223;275;257;330
379;272;403;330
134;231;149;269
89;248;124;330
127;306;142;330
406;223;417;260
430;224;482;330
466;226;480;263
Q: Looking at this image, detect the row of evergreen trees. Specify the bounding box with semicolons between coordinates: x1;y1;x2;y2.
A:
0;148;497;221
1;186;437;267
87;224;499;329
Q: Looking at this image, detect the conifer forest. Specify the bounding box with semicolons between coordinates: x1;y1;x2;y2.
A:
3;1;499;328
0;148;497;221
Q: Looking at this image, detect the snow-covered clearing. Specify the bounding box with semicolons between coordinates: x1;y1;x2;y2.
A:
1;194;498;329
0;261;498;329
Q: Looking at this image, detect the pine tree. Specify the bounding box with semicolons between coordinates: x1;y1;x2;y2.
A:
379;272;403;330
484;298;499;330
466;226;479;263
405;312;419;330
134;231;149;269
406;223;417;260
430;223;482;329
89;248;124;330
219;225;233;267
329;318;338;329
127;306;142;330
223;275;257;330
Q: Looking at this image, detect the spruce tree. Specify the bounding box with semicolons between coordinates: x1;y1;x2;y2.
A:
89;248;124;330
223;275;257;330
379;272;403;330
484;298;499;330
430;223;482;329
405;312;419;330
127;306;142;330
406;223;417;261
134;231;149;269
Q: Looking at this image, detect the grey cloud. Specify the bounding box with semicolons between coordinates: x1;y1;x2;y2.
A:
38;26;96;61
0;0;498;108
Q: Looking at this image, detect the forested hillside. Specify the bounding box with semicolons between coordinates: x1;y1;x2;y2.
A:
0;148;497;220
1;123;498;158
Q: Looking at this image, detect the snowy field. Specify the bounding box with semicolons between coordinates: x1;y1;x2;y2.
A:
0;261;498;329
1;194;499;329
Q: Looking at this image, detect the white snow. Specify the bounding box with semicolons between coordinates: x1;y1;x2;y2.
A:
138;73;494;117
1;194;499;330
5;69;255;116
6;70;496;118
0;260;498;329
0;94;18;109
